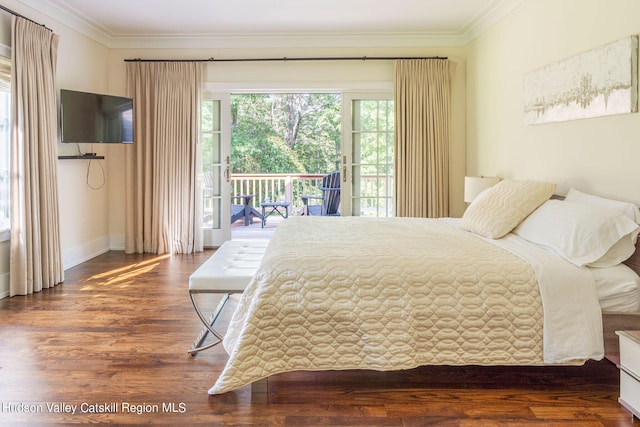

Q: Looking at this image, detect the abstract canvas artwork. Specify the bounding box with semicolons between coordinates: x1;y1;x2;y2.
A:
524;35;638;125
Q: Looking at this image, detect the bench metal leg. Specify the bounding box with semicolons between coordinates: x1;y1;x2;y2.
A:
188;292;229;356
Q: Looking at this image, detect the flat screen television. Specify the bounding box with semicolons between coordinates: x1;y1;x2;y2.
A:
60;89;134;144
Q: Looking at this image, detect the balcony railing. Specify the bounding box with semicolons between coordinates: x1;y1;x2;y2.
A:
230;173;325;215
203;172;393;230
229;173;394;216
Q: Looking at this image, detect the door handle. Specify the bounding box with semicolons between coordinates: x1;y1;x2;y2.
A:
224;156;230;182
342;155;348;182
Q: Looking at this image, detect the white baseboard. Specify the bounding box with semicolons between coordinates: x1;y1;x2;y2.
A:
0;271;8;299
109;234;125;251
0;236;116;299
62;236;111;270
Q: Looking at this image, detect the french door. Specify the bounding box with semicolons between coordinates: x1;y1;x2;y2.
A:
200;91;395;246
200;94;231;246
341;93;395;217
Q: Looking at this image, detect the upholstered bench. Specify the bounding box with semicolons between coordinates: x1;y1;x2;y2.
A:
188;240;268;356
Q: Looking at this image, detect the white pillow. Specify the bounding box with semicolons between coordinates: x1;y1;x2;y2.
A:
565;188;640;224
595;236;639;267
514;199;640;267
459;179;556;239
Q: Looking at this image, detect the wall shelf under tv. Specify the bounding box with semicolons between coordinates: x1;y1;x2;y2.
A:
58;155;105;160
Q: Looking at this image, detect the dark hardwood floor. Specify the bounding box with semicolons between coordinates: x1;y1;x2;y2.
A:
0;250;638;426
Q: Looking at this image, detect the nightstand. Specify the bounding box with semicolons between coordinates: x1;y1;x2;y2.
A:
616;331;640;419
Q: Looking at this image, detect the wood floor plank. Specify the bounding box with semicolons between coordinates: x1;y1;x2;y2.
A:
0;250;638;425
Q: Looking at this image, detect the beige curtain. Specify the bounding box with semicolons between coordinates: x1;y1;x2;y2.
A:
10;17;64;296
125;61;203;254
394;59;455;218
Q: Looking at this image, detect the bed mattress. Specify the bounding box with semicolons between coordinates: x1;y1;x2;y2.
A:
591;263;640;312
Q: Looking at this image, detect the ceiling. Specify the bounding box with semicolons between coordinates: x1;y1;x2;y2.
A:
17;0;525;49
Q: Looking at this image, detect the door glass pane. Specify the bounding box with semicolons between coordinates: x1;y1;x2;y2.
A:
201;99;222;229
351;99;394;217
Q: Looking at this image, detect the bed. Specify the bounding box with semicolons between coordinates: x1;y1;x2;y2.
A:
208;181;640;395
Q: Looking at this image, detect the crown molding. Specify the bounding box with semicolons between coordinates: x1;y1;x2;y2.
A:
16;0;115;46
461;0;527;44
15;0;524;49
108;32;469;50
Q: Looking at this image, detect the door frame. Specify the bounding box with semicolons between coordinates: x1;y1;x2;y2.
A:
200;83;393;245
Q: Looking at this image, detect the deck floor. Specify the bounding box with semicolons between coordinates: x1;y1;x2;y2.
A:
231;214;286;241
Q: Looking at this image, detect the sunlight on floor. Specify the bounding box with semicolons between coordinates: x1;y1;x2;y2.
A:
80;254;171;290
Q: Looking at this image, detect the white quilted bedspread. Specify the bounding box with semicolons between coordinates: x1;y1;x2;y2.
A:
209;217;603;394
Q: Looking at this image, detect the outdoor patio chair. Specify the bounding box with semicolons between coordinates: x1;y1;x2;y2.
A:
300;171;341;216
202;171;215;197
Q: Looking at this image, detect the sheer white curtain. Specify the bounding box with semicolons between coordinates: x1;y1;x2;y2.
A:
10;17;64;296
394;59;455;218
125;61;203;254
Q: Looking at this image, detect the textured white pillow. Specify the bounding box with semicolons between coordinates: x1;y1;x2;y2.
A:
565;188;640;224
514;200;640;267
459;179;556;239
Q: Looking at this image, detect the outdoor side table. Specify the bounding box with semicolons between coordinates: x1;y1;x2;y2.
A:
260;202;290;228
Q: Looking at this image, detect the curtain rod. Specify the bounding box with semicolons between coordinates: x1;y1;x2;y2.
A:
124;56;448;63
0;5;51;31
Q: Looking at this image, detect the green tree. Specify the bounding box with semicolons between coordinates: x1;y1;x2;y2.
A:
231;93;341;174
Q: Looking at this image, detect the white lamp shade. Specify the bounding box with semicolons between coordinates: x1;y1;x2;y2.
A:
464;176;500;203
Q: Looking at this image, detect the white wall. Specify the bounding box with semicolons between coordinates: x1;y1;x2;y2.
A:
56;30;113;268
466;0;640;205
